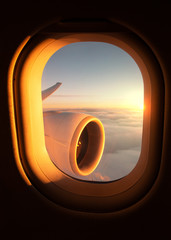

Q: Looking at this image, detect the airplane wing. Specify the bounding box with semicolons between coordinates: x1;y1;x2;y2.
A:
42;82;62;100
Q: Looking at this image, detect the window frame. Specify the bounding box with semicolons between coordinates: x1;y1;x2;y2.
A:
8;27;164;212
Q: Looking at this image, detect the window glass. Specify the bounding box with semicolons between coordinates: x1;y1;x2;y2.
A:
42;42;144;182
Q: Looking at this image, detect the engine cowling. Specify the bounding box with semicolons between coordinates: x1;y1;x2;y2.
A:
43;111;105;177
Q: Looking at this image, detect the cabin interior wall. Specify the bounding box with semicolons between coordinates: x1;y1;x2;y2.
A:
1;3;171;239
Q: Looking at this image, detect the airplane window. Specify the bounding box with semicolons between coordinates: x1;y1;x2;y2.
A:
41;42;144;182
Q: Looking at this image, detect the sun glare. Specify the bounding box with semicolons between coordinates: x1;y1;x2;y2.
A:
140;103;145;111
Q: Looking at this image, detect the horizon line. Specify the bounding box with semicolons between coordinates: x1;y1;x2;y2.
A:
42;106;144;112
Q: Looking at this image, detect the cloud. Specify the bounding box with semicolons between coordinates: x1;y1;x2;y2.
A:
91;172;111;181
50;94;90;98
103;125;142;154
79;108;143;152
93;149;140;181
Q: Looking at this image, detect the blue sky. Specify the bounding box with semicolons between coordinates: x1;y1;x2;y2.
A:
42;42;144;110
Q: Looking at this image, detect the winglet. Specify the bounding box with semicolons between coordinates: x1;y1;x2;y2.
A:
42;82;62;100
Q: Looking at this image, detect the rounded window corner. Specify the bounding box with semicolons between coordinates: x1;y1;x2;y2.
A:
8;20;165;213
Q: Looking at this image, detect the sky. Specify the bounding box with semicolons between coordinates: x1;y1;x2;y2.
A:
42;42;144;110
41;41;144;182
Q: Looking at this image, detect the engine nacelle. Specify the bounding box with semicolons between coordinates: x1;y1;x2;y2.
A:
43;111;105;177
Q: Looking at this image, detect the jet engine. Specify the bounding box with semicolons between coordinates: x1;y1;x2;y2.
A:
42;83;105;177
